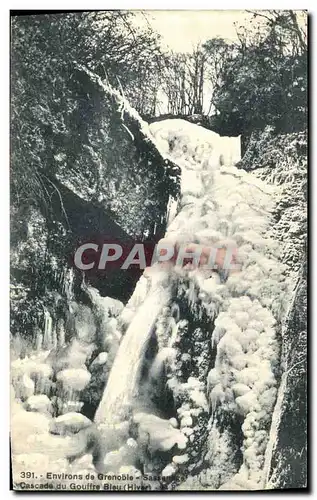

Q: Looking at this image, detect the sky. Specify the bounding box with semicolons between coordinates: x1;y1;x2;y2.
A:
131;10;307;114
140;10;253;52
132;10;254;113
135;10;307;53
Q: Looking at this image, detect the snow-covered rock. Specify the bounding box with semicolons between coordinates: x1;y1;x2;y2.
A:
133;413;187;452
162;463;177;478
173;454;189;464
25;395;53;414
102;297;124;317
46;340;94;372
49;412;92;435
232;383;251;398
169;417;178;428
236;392;260;416
11;408;50;454
90;352;108;368
14;374;35;401
56;368;91;392
26;433;74;457
103;450;122;471
29;363;53;380
180;416;193;428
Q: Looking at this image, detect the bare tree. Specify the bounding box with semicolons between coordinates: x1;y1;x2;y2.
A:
162;44;207;115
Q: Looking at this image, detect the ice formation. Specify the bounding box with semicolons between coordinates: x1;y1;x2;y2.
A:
95;274;171;425
152;120;287;489
94;119;287;488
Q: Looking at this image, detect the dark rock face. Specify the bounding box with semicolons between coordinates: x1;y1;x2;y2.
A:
43;177;143;302
268;260;307;489
10;80;181;343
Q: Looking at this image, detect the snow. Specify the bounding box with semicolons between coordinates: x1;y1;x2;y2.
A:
18;374;35;400
133;412;188;452
162;463;178;477
84;285;124;318
173;454;189;464
49;412;92;435
25;395;53;414
56;368;91;392
90;352;108;367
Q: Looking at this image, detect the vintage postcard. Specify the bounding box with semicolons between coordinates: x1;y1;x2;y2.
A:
10;9;307;491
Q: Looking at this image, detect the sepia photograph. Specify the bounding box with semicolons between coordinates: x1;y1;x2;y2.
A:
10;9;307;491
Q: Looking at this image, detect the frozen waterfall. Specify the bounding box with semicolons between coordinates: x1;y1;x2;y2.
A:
94;119;288;489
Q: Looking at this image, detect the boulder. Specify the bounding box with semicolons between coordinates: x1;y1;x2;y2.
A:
133;413;187;452
49;412;92;435
25;395;53;415
56;368;91;392
162;463;177;478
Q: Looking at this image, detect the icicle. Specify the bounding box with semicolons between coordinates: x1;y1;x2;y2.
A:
57;319;65;347
43;308;53;349
52;324;57;350
63;267;75;301
35;332;43;351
